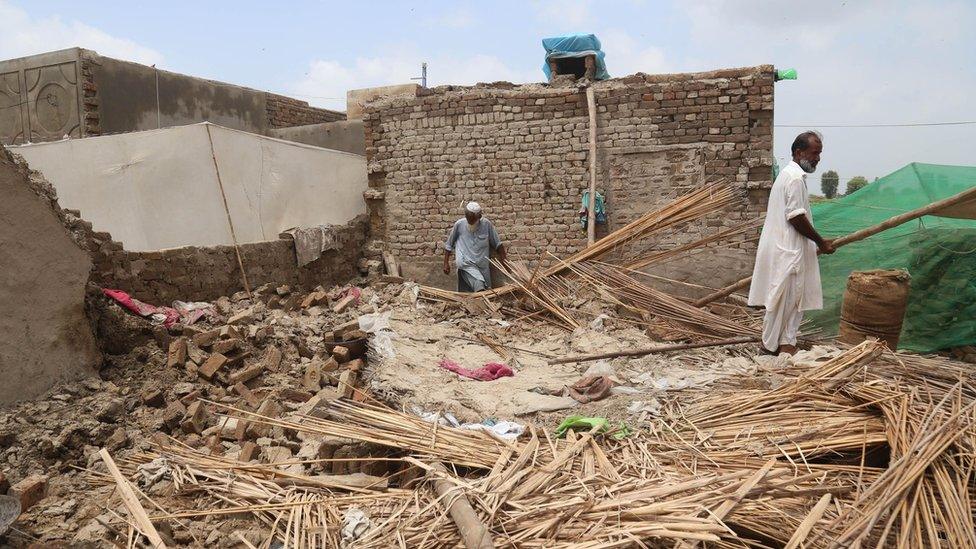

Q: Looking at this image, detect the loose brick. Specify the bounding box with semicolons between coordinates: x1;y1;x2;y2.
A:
141;388;165;407
198;353;229;380
246;399;282;439
332;346;351;363
181;401;209;435
162;400;187;431
10;475;48;511
262;346;283;372
229;362;264;385
338;370;357;399
192;330;220;348
303;361;322;391
167;337;188;368
239;441;259;462
232;382;262;408
213;338;241;355
332;294;357;314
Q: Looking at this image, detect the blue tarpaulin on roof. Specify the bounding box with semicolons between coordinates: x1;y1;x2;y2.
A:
542;34;610;81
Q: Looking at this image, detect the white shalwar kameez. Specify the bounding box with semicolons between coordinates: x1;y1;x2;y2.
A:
748;161;823;352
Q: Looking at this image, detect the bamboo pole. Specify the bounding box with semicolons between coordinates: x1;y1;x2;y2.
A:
547;336;759;365
586;86;598;246
205;123;251;297
99;448;167;548
429;462;495;549
694;184;976;308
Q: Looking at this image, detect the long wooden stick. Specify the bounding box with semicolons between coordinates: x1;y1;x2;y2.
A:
205;123;252;297
429;462;495;549
692;277;752;308
547;336;759;365
586;86;598;246
99;448;167;549
694;184;976;307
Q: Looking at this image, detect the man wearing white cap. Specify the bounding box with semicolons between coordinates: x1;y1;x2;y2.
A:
443;201;507;292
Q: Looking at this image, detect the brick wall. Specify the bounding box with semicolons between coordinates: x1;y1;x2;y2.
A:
363;66;775;290
79;51;101;137
266;93;346;129
88;215;369;304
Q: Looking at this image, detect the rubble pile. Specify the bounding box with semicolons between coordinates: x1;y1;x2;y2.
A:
0;279;401;546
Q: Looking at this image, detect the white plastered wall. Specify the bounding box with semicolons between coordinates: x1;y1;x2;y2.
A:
9;123;367;251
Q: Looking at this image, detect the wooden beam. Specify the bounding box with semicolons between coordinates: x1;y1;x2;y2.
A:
694;184;976;308
585;86;598;246
429;461;495;549
548;336;758;365
98;448;167;548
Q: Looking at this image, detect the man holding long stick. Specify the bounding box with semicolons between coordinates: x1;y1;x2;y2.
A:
749;131;834;355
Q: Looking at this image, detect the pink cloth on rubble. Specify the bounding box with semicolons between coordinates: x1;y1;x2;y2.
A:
439;359;514;381
102;289;181;327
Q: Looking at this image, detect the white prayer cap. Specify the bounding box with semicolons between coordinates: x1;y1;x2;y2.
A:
465;201;482;214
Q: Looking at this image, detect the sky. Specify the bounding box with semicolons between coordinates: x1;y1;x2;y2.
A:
2;0;973;194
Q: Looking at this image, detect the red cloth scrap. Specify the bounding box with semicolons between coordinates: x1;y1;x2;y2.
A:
439;359;514;381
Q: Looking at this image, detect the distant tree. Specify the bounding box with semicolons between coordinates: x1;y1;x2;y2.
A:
821;170;839;199
846;176;869;195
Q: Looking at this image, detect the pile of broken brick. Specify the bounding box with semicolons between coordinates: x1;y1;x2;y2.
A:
1;280;397;545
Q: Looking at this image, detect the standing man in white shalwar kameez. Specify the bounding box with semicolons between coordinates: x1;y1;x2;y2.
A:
748;131;834;355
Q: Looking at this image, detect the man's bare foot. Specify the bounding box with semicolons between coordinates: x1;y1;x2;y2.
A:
758;346;778;356
779;344;799;355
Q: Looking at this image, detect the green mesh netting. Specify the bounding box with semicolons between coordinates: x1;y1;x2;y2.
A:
808;163;976;352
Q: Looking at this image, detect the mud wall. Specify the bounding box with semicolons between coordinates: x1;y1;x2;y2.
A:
90;215;369;304
0;149;101;406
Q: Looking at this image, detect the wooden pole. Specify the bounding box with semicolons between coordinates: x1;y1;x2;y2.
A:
547;336;758;365
585;86;598;246
694;184;976;308
429;462;495;549
205;124;252;297
99;448;168;548
692;277;752;308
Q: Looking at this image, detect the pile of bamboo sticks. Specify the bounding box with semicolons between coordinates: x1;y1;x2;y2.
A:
95;340;976;548
419;183;766;340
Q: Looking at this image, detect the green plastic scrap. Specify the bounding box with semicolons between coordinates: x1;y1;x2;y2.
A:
554;415;633;440
776;68;798;81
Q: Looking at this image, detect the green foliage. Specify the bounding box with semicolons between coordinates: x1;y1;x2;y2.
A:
846;176;868;195
821;170;840;199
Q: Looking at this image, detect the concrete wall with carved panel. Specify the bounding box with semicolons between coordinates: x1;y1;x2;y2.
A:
0;49;85;144
0;48;344;146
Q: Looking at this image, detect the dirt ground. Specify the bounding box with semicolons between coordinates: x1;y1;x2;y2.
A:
0;278;898;547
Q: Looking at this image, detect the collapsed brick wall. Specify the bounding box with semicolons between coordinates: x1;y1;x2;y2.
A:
363;66;775;291
89;215;369;304
266;93;346;129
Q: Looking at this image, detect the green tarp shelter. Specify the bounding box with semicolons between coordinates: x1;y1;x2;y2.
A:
808;163;976;352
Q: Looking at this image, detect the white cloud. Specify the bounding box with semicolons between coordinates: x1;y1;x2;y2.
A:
291;47;540;109
0;1;163;65
429;6;475;29
671;0;976;186
533;0;594;28
599;29;669;75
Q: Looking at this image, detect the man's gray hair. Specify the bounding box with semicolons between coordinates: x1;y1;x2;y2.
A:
791;131;823;155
